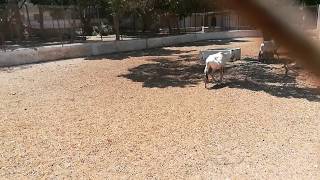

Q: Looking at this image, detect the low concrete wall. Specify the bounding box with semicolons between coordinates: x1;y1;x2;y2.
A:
117;39;147;53
147;34;198;49
0;44;94;67
196;30;261;41
0;49;40;67
0;30;261;67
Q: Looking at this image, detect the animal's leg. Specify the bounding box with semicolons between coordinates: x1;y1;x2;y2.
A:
219;67;224;83
222;67;224;81
211;74;216;82
260;52;266;63
258;51;262;61
209;65;216;83
275;50;280;60
204;66;209;88
284;62;289;76
204;64;208;88
205;72;208;88
204;64;212;88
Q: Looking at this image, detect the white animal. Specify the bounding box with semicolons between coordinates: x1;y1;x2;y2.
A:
204;50;235;88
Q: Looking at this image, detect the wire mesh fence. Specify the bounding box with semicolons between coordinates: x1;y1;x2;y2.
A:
0;2;258;52
0;3;107;51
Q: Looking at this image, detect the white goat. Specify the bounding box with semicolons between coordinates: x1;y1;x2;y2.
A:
203;50;235;88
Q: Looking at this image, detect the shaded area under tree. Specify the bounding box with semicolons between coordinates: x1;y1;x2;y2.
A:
119;54;320;102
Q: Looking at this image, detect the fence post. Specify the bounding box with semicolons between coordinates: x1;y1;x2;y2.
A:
0;31;5;52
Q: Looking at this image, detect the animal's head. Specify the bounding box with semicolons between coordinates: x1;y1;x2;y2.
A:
199;51;207;62
199;51;204;61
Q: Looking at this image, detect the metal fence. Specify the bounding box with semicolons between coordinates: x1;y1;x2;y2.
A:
0;3;110;51
1;2;319;52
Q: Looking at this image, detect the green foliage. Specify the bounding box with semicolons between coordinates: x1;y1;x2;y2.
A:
1;0;222;38
107;0;127;13
175;0;200;18
27;0;219;18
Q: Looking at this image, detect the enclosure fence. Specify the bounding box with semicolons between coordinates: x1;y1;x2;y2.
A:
0;2;258;52
0;2;320;53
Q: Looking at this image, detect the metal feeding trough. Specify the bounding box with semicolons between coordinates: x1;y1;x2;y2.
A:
199;48;241;63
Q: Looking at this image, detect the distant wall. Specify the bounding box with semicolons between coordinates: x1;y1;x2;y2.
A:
0;30;261;67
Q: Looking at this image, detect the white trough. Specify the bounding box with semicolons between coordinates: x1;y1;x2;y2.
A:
199;48;241;63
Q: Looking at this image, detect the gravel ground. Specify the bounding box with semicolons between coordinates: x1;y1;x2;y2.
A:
0;38;319;179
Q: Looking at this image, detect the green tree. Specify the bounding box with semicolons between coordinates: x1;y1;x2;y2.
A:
104;0;127;40
132;0;157;33
175;0;199;32
7;0;25;41
75;0;96;36
30;0;52;39
0;0;8;43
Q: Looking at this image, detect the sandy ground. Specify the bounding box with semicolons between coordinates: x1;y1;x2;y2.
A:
0;38;319;179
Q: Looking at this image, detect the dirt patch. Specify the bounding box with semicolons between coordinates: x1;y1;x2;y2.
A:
0;38;319;179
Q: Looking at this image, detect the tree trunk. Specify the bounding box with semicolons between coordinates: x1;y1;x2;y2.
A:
167;14;172;34
133;13;136;33
184;17;186;32
141;14;148;33
25;4;31;38
97;6;103;41
38;5;45;39
71;14;76;43
1;5;9;38
113;13;120;40
83;19;93;36
0;23;5;51
177;17;180;34
80;15;93;36
11;0;23;41
57;18;63;46
195;14;197;31
79;7;93;36
63;9;66;36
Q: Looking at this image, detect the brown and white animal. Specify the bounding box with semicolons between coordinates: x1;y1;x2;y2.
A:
203;50;236;88
258;40;280;62
259;40;293;76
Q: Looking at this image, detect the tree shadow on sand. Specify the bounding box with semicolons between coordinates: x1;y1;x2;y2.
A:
120;56;320;102
211;58;320;102
85;38;249;61
173;38;250;47
119;57;204;88
213;79;320;102
85;48;196;61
